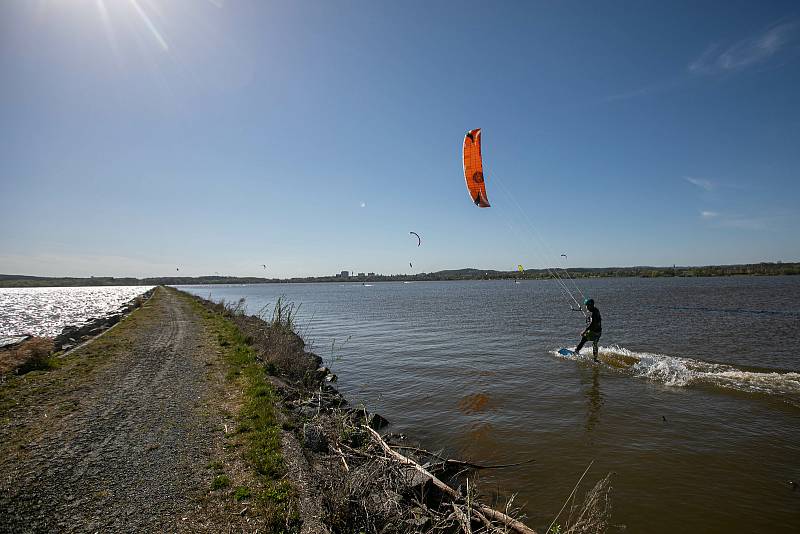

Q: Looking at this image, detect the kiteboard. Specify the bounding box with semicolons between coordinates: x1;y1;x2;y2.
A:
557;348;577;357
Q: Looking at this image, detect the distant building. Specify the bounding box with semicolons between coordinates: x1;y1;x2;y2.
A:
368;272;375;276
358;272;365;277
340;271;349;278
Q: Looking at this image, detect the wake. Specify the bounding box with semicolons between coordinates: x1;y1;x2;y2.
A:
553;345;800;401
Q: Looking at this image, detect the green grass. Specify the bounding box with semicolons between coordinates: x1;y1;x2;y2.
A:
211;475;231;490
180;290;299;531
234;486;252;501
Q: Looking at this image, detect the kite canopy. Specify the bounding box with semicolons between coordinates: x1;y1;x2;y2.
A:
410;231;421;247
463;128;490;208
518;265;524;272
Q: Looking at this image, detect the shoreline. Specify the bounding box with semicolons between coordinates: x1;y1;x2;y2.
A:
1;261;798;287
0;288;155;376
182;288;612;533
0;287;612;532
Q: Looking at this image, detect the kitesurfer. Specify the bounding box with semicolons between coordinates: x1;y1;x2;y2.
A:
575;298;602;362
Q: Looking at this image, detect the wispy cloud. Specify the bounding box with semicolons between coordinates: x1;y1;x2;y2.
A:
701;210;719;219
685;176;715;191
689;21;797;75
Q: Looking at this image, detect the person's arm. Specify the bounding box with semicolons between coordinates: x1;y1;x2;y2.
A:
584;311;597;334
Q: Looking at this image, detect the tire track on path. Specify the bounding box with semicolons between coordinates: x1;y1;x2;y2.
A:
1;287;222;533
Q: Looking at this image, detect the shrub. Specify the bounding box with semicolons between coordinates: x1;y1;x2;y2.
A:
0;337;55;375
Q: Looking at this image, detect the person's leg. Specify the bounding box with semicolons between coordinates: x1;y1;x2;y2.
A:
575;336;587;354
592;339;599;361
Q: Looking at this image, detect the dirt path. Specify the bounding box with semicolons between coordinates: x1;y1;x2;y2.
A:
0;287;231;533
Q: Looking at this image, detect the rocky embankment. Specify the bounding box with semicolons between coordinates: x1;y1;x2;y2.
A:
52;288;155;352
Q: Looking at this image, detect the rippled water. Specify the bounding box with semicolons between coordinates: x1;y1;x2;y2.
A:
181;277;800;533
0;286;153;337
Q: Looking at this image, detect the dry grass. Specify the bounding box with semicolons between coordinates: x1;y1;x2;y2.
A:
563;474;613;534
204;296;320;384
0;337;55;376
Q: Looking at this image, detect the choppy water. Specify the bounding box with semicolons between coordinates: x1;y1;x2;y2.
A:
0;286;153;337
183;276;800;532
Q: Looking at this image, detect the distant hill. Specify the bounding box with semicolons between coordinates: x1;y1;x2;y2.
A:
1;262;797;287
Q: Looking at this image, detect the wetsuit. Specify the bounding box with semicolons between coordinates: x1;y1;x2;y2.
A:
575;306;602;357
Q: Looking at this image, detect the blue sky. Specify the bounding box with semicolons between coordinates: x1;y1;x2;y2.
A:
1;0;798;278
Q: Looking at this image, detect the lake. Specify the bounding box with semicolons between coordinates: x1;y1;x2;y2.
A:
186;277;797;531
0;286;154;337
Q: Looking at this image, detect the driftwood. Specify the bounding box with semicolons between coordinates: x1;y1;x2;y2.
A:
365;425;538;534
392;444;536;470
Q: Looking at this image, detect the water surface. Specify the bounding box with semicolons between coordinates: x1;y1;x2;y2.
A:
179;277;800;532
0;286;153;337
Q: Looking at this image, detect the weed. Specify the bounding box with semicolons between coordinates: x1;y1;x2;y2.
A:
211;475;231;490
234;486;251;501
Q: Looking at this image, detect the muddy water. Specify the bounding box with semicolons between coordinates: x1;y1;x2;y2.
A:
180;277;800;532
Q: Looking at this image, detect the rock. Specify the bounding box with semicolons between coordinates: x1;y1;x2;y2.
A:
346;408;389;430
302;423;328;453
367;412;389;430
398;466;431;491
324;374;337;383
0;335;31;349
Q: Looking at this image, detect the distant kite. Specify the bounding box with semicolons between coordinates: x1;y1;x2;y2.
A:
262;264;267;269
176;268;179;271
409;262;413;268
518;265;524;272
409;231;421;247
463;128;490;208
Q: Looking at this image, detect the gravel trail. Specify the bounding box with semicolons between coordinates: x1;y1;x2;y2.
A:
1;287;225;533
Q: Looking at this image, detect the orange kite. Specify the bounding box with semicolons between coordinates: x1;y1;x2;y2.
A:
462;128;490;207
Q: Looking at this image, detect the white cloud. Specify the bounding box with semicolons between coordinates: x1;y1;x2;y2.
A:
685;176;715;191
689;21;797;74
701;211;719;219
360;202;366;208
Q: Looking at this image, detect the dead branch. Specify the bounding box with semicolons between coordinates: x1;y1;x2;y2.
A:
391;444;536;471
364;425;538;534
451;503;473;533
332;445;349;472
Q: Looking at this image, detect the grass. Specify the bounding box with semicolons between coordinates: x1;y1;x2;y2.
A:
0;337;57;376
211;475;231;490
182;291;300;531
0;299;141;423
234;486;252;501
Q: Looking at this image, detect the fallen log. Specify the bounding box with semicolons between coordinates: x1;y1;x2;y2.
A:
364;426;538;534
